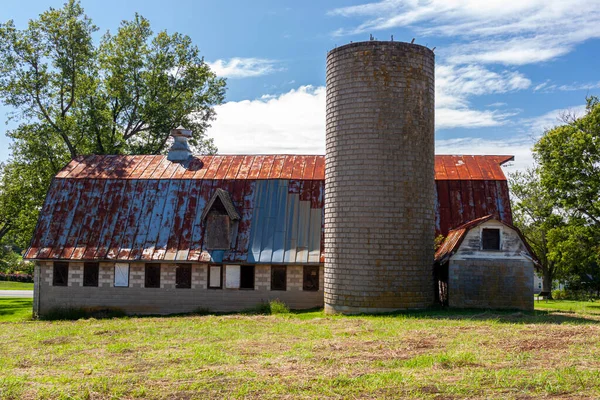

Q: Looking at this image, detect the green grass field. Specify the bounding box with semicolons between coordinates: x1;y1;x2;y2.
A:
0;281;33;290
1;299;599;399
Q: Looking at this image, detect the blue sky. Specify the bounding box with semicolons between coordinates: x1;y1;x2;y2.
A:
2;0;600;170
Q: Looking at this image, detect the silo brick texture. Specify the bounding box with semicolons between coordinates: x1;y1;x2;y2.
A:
324;41;435;314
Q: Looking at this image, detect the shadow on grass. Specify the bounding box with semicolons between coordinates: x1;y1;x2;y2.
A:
27;301;600;324
0;298;32;319
342;306;600;325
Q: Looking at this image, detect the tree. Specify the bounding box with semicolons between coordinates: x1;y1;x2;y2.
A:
533;96;600;297
0;1;225;158
547;223;600;297
509;167;564;297
0;0;226;249
534;96;600;225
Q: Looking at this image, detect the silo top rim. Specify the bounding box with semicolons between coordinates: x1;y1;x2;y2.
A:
327;41;434;57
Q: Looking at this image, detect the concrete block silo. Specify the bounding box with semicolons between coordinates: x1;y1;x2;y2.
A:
324;41;435;314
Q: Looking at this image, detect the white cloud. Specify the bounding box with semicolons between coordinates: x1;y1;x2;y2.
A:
206;86;326;154
207;58;283;79
520;105;587;137
329;0;600;66
435;64;530;128
436;104;588;174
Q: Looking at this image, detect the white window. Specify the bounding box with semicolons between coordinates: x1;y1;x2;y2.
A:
114;263;130;287
209;265;222;289
225;265;240;289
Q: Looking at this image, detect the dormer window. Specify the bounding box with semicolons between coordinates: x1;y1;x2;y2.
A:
201;189;240;250
482;228;500;250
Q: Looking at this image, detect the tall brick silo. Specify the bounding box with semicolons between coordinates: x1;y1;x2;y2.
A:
324;41;435;314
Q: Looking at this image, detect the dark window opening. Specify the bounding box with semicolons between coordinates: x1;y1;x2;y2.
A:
208;265;222;289
240;265;255;290
145;264;161;288
482;228;501;250
83;262;99;287
176;265;192;289
53;262;68;286
303;266;319;291
271;266;286;291
206;213;231;249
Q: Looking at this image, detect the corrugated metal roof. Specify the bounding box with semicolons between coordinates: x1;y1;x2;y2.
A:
56;154;513;181
26;154;514;262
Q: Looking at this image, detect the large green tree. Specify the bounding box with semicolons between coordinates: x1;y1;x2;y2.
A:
534;97;600;225
0;0;226;249
532;96;600;296
509;167;564;297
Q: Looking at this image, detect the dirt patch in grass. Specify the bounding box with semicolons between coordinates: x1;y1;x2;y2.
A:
40;336;71;345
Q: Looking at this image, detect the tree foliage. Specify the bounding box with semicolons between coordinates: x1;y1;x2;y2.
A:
534;96;600;225
0;0;226;250
519;96;600;297
509;167;564;296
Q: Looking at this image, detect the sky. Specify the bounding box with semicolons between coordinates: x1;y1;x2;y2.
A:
2;0;600;173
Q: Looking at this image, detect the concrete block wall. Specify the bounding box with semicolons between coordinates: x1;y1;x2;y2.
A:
35;262;324;316
448;259;534;310
325;41;435;314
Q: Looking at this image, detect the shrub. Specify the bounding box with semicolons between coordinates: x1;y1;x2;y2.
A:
242;300;290;315
0;272;33;283
552;289;568;300
269;299;290;314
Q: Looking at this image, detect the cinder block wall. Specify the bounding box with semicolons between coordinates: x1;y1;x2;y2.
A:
35;262;324;316
448;259;534;310
325;41;435;314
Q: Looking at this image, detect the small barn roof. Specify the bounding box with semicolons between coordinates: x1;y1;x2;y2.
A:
434;215;539;266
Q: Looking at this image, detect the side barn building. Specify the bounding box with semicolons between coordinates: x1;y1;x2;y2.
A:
24;151;518;316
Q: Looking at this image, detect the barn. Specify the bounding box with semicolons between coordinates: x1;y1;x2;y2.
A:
24;130;517;315
24;40;535;316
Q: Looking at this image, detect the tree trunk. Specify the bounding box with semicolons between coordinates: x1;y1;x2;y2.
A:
542;269;553;299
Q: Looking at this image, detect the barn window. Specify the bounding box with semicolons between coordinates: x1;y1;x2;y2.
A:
271;266;286;291
114;263;129;287
201;189;240;250
83;262;99;287
240;265;255;290
208;265;222;289
303;266;319;291
53;262;68;286
482;228;501;250
176;265;192;289
145;264;161;288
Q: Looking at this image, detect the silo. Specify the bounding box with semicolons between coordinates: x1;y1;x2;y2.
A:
324;41;435;314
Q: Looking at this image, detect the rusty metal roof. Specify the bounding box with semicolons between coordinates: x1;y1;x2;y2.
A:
56;154;513;181
25;154;514;262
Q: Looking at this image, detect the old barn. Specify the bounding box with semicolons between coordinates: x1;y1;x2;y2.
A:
24;146;519;315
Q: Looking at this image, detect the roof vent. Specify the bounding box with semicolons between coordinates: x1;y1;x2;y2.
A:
167;126;193;162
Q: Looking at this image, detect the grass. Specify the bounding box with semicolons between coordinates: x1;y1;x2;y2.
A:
1;300;599;399
534;299;600;314
0;298;33;322
0;281;33;290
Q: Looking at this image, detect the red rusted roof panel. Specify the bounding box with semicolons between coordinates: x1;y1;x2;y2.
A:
52;155;512;181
